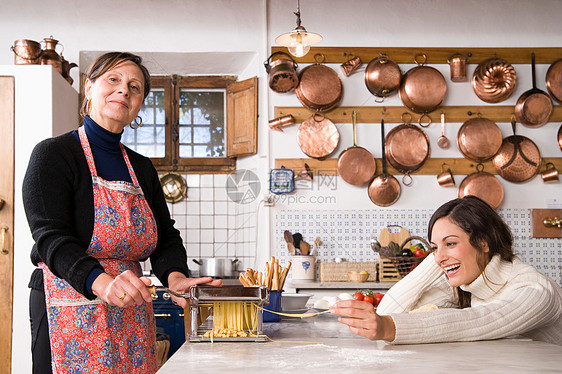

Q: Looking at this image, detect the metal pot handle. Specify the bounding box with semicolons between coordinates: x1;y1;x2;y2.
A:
192;259;202;266
400;236;432;252
264;51;298;73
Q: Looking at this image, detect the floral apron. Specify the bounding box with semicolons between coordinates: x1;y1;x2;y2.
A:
39;126;158;373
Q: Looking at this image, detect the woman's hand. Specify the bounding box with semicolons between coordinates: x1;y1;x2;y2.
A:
167;271;222;308
330;299;396;341
92;270;154;307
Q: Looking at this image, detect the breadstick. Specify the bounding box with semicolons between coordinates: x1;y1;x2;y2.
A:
272;264;279;290
246;270;257;285
239;274;250;287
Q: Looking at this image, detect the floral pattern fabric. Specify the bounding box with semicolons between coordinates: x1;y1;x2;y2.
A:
40;126;158;373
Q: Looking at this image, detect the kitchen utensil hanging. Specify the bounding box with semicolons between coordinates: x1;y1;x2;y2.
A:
437;112;450;149
514;53;553;128
296;112;340;159
364;54;402;101
264;51;299;93
456;116;503;162
337;111;376;186
399;54;447;114
448;52;470;82
368;118;401;207
472;57;517;103
160;172;188;203
295;53;343;112
492;119;541;183
546;58;562;103
384;113;430;186
458;164;504;210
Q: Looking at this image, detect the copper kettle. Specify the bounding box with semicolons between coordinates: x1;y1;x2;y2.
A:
40;36;63;74
61;55;77;84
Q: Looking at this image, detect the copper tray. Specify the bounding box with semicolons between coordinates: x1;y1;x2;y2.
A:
457;117;503;162
458;169;504;210
297;115;340;159
472;58;517;103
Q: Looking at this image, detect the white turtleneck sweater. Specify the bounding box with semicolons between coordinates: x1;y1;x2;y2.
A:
376;253;562;345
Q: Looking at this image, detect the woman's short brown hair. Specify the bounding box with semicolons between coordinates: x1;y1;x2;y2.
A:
80;52;151;118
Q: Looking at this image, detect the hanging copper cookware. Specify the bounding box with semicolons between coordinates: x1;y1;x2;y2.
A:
492;120;541;183
457;116;503;162
546;58;562;103
295;54;343;112
337;111;376;186
558;124;562;151
364;54;402;101
399;54;447;114
515;53;553;128
264;51;299;93
458;164;504;210
368;119;401;206
384;114;430;185
297;113;340;159
472;58;517;103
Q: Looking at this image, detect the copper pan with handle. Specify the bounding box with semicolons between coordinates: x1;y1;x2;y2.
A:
515;53;553;128
368;118;401;207
337;111;376;186
364;54;402;101
399;54;447;114
492;119;541;183
295;54;343;112
545;58;562;103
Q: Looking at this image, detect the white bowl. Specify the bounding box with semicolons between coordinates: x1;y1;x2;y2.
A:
281;293;312;311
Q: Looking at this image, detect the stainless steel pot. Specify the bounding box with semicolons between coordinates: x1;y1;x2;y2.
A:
192;258;239;277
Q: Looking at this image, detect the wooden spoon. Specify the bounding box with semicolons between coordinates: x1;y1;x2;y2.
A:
300;240;310;255
284;230;296;255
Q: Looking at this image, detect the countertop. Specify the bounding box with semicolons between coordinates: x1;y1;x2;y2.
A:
158;313;562;373
288;280;396;290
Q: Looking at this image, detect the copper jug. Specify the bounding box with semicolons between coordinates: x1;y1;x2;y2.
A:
40;36;63;74
61;55;78;84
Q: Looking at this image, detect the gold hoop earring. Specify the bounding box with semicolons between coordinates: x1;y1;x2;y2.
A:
130;116;143;129
86;100;92;115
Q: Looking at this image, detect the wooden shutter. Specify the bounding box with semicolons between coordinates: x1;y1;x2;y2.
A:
226;77;258;157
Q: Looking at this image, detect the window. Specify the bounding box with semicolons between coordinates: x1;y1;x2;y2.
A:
122;75;257;173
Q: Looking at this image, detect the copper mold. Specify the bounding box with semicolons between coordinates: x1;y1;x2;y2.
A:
472;58;517;103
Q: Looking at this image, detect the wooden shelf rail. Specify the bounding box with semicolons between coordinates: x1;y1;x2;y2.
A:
275;157;562;176
270;46;562;65
274;106;562;124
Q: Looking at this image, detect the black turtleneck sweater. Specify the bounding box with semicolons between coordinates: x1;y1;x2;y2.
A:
23;117;189;299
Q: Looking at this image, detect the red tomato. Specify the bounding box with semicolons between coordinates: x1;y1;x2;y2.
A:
414;249;425;257
353;292;364;301
363;295;376;305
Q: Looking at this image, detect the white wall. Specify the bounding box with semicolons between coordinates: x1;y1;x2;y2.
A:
1;0;561;371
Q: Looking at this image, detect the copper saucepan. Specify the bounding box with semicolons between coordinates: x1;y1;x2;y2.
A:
492;120;541;183
297;113;340;159
546;58;562;103
456;116;503;162
368;119;401;206
337;111;376;186
515;53;553;128
458;163;504;210
399;54;447;114
384;114;430;186
558;124;562;151
264;51;299;93
472;58;517;103
364;54;402;101
295;54;343;112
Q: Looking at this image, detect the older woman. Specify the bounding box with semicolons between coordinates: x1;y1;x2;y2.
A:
331;196;562;345
23;52;221;373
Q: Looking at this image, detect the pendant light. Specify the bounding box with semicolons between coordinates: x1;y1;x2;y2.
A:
275;0;322;58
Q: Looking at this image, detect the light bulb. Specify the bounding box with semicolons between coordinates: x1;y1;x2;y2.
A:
288;42;310;58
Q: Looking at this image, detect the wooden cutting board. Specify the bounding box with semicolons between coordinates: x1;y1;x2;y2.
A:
378;226;411;247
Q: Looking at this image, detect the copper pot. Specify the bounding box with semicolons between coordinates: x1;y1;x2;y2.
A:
448;52;469;82
10;39;42;65
296;113;340;159
384;116;430;185
364;54;402;100
399;54;447;114
458;164;504;210
368;119;401;207
492;120;541;183
295;54;343;112
472;58;517;103
515;53;553;128
457;117;503;162
337;111;376;186
546;58;562;103
264;51;299;93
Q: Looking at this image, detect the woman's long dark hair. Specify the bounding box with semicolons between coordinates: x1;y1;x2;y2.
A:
427;196;514;308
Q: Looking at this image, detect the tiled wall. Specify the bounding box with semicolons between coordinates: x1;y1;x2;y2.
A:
146;173;258;276
274;208;562;286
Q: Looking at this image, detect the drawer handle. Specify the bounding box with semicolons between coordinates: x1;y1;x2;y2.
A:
154;313;172;318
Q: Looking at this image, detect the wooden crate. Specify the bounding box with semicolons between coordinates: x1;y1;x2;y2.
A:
378;258;402;282
319;262;378;282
